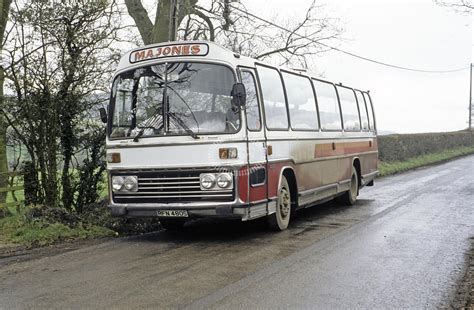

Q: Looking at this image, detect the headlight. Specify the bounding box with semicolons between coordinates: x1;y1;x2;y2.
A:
200;174;216;190
112;175;138;192
217;173;232;188
112;176;124;191
200;173;233;190
123;176;138;192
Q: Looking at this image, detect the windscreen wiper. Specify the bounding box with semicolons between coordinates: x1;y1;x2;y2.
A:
132;128;145;142
168;112;198;139
132;114;163;142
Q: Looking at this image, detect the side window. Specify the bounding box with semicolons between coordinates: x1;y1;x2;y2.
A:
114;82;133;127
336;86;361;131
312;80;342;130
363;92;376;131
256;65;289;130
241;70;261;131
282;72;319;130
111;78;133;138
355;90;369;131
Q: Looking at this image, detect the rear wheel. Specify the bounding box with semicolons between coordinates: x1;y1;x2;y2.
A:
268;176;292;231
339;166;359;205
159;218;186;230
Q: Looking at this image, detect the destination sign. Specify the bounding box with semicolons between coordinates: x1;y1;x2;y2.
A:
129;43;209;63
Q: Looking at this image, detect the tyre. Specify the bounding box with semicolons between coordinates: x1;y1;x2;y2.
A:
268;175;292;231
339;166;359;206
159;218;186;230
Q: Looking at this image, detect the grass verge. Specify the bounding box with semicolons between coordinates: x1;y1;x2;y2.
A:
0;207;116;248
379;145;474;176
0;202;161;249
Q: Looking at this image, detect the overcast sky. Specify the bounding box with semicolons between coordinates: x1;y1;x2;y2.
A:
246;0;472;133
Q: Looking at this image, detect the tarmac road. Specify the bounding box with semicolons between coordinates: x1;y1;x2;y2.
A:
0;155;473;309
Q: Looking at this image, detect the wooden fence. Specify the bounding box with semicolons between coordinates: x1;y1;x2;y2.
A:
0;171;24;211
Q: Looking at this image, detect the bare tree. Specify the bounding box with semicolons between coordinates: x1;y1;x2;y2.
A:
2;0;121;209
125;0;342;67
435;0;473;12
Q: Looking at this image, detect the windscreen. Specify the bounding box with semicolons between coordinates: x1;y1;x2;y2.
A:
109;62;238;139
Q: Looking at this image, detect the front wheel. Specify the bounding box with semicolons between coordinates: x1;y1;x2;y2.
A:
268;176;292;231
339;166;359;206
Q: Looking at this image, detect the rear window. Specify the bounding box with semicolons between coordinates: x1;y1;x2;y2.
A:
257;65;288;130
282;72;318;130
355;90;369;131
363;92;375;130
336;86;361;131
312;80;342;131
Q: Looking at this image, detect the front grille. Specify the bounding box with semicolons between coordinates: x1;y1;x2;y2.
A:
112;169;235;203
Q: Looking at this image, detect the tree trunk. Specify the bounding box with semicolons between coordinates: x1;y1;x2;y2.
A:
0;68;7;204
60;113;74;210
0;0;12;204
152;0;172;43
125;0;197;44
44;104;59;208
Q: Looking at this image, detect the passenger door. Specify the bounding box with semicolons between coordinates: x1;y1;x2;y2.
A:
240;68;268;208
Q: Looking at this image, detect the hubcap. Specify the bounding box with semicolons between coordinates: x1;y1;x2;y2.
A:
279;187;291;218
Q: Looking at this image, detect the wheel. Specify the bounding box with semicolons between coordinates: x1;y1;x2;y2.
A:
268;176;292;231
339;166;359;205
159;218;186;230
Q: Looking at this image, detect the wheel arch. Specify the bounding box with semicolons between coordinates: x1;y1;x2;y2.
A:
278;166;298;209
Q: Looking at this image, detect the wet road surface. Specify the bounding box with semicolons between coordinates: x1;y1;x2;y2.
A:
0;155;473;309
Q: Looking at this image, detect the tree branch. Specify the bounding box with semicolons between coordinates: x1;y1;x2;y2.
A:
192;8;215;41
124;0;153;44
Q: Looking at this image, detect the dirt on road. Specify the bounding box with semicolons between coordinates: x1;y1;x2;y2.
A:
453;237;474;309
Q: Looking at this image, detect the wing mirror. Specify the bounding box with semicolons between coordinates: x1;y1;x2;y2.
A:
231;83;246;108
99;107;108;124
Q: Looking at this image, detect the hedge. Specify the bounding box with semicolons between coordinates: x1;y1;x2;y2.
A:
377;130;474;162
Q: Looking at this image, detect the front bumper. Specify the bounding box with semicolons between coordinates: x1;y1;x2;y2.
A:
108;200;275;221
